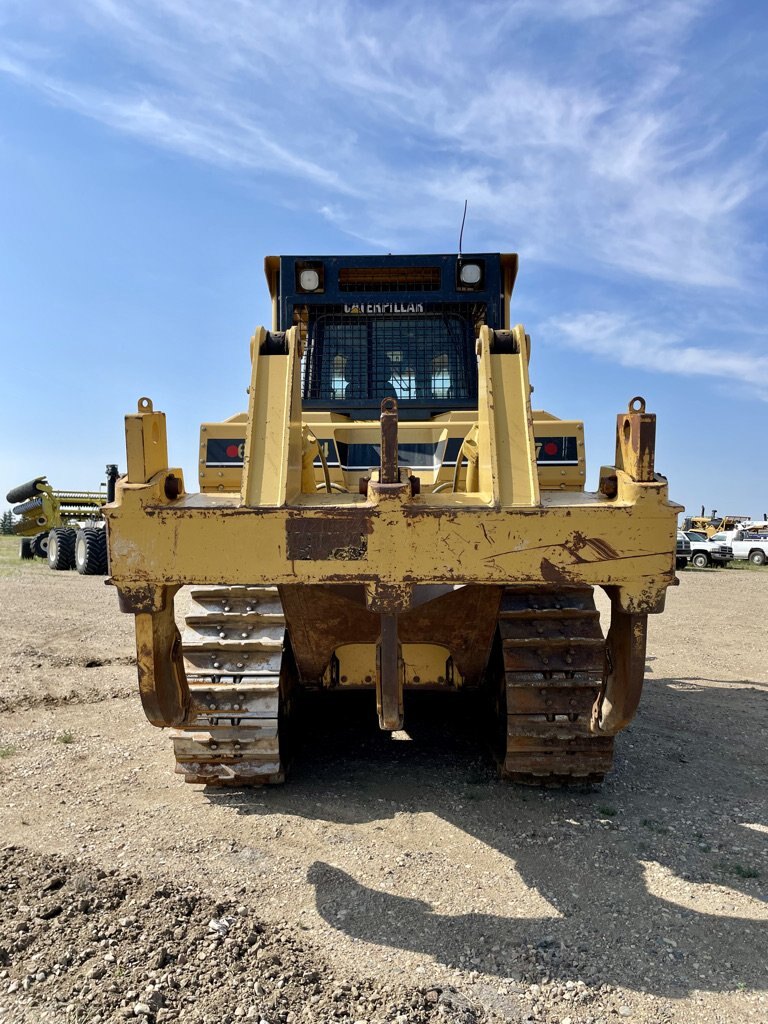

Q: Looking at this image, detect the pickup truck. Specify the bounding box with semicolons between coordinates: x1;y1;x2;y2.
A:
684;531;733;568
709;529;768;566
676;530;691;570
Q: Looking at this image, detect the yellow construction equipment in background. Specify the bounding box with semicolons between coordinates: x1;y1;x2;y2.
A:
105;252;680;786
7;467;117;572
682;512;752;538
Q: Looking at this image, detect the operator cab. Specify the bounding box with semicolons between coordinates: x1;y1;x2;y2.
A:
265;253;518;420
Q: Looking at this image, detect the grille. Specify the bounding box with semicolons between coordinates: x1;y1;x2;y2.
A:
338;266;440;292
300;303;483;405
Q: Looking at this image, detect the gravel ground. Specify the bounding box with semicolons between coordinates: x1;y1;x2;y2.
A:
0;547;766;1024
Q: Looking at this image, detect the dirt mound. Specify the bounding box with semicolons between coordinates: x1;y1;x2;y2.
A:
0;846;481;1024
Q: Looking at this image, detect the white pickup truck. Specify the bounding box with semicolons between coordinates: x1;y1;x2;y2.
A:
709;526;768;566
683;531;733;568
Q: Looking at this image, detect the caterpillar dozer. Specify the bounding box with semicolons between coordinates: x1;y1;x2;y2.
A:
682;510;752;538
105;252;680;786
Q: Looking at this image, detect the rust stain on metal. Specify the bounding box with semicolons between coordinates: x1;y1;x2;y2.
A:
280;583;501;685
376;613;403;730
117;583;178;614
379;397;399;485
286;514;369;561
592;595;648;735
582;536;621;561
366;582;412;614
616;398;656;482
600;472;618;499
539;557;575;584
134;603;189;728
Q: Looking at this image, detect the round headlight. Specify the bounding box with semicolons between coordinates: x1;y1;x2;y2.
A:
459;262;482;285
299;269;320;291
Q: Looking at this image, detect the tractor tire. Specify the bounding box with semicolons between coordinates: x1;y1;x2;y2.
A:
31;533;49;559
48;527;77;571
19;538;33;560
75;528;108;575
691;552;709;569
748;549;766;566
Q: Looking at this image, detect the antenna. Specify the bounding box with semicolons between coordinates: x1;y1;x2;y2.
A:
458;199;468;255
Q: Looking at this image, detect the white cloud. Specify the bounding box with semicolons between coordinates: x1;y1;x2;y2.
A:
1;0;766;398
544;310;768;401
0;3;758;281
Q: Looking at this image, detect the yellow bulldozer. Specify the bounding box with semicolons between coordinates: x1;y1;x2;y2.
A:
682;510;752;538
105;252;680;786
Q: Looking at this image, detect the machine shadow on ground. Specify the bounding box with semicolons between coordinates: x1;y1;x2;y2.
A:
206;681;767;998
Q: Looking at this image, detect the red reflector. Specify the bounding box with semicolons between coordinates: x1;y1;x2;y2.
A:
544;441;558;456
226;444;239;458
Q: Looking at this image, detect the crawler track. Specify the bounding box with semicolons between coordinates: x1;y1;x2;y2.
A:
498;587;613;784
172;584;611;786
171;586;289;785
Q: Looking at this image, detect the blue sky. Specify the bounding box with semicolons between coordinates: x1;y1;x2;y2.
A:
0;0;766;519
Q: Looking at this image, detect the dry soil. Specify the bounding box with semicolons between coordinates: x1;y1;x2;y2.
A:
0;545;766;1024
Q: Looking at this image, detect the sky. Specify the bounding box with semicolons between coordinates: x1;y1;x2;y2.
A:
0;0;766;521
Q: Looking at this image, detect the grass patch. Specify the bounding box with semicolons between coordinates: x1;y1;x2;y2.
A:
56;731;75;745
720;862;761;880
0;534;46;576
0;744;17;758
598;805;617;817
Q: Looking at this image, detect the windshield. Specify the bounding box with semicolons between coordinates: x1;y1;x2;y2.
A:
300;305;482;408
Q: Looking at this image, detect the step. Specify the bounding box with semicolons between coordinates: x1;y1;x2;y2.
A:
506;717;599;740
170;724;279;761
506;683;599;715
500;590;596;616
502;641;604;674
187;683;280;721
183;648;283;677
499;617;603;642
175;761;284;784
181;626;285;649
188;586;283;617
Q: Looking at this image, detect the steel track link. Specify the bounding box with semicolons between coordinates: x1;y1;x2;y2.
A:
171;586;289;785
498;587;613;784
